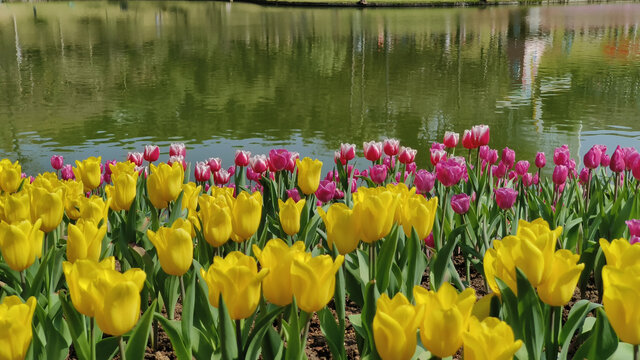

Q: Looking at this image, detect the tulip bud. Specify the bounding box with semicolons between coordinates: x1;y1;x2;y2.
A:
515;160;529;176
535;152;546;168
471;124;490;146
234;150;251;167
443;131;459;148
374;293;423;360
0;295;37;360
278;198;306;236
369;165;388;185
494;187;518;210
610;145;626;173
451;193;470;215
398;147;417;164
127;152;144;166
554;145;570;166
462;129;474;149
436;158;464;187
579;168;590;184
296;158;323;195
231;191;262;242
315;180;336;203
50;155;64;171
583;146;602;169
501;147;516;169
143;145;160;162
169;143;186;157
363;141;383;161
249;155;268;174
463;317;523;360
552;165;569;186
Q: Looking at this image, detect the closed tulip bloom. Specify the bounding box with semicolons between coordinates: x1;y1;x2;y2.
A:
472;125;490;146
248;155;268;174
414;169;435;195
169;143;186;157
494;188;518;210
363;141;383;161
0;296;37;360
552;165;569;186
296;158;323;195
430;148;447;167
398;147;417;164
105;170;138;212
198;194;234;247
60;164;75;180
553;145;570;166
231;191;262;241
450;193;470;215
92;267;146;336
353;189;400;243
383;139;400;157
143;145;160;162
315;180;336;204
147;162;184;209
67;219;107;263
443;131;459;148
207;157;222;172
414;283;476;358
291;253;344;313
599;238;640;269
398;194;438;239
213;168;231;185
537;250;584;306
127;152;144;167
63;258;116;317
462;130;475;149
194;162;211;182
583;146;602;169
73;157;102;192
373;293;423;360
278;198;306;236
463;317;523;360
369;165;388;185
77;195;110;226
50;155;64;171
436;158;465;187
0;219;43;271
181;182;201;213
63;180;84;220
318;203;361;254
535;152;546;168
627;220;640;237
252;239;305;306
515;160;529;176
602;265;640;344
28;186;64;233
4;191;31;223
147;219;193;276
501;147;516;169
609;145;625;173
200;251;269;319
0;160;23;194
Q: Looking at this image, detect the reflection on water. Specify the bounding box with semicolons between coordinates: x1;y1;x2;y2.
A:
1;1;639;173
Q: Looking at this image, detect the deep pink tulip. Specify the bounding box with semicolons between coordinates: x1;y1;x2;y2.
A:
632;158;640;181
567;159;578;179
501;147;516;169
515;160;529;176
398;147;417;164
462;129;474;149
168;156;186;170
583;146;602;170
533;173;539;185
472;125;490;147
626;219;640;237
100;173;108;186
340;144;356;163
127;152;144;166
286;152;300;173
624;149;640;172
61;164;75;180
579;168;590;185
169;143;186;157
213;168;231;185
443;131;459;148
430;149;447;167
50;155;64;171
535;152;546;168
601;154;611;168
436;158;465;187
424;233;435;248
370;165;388;184
144;145;160;162
350;178;358;193
269;149;290;171
431;142;446;151
315;180;336;203
451;193;470;215
508;171;517;181
227;166;235;176
631;236;640;245
494;188;518;210
363;141;383;162
414;169;436;195
493;162;507;179
135;166;148;177
287;188;301;202
487;149;499;165
234;150;251;167
406;162;417;174
383;139;400;157
383;155;396;170
479;146;490;161
208;157;222;172
194;162;211;182
554;145;570;166
395;171;410;183
325;170;339;182
522;173;533;187
333;188;345;200
104;160;117;175
610;146;626;173
552;165;569;186
249;155;268;174
246;167;262;182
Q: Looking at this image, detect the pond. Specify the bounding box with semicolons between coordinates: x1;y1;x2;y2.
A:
1;1;639;173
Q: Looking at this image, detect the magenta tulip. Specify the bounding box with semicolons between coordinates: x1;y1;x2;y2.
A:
234;150;251;167
522;173;533;187
472;124;490;146
269;149;290;171
552;165;569;186
624;148;639;172
424;233;435;248
61;164;75;180
626;219;640;237
501;147;515;169
492;162;507;178
601;153;611;168
479;145;490;161
487;149;499;165
610;146;625;173
579;168;589;184
207;157;222;172
553;145;570;166
494;188;518;210
414;169;436;195
535;152;546;168
213;168;231;185
451;193;470;215
144;145;160;162
169;143;186;157
127;152;144;166
436;158;464;187
286;152;300;173
383;139;400;156
370;165;388;184
315;180;336;203
363;141;383;161
287;188;301;202
583;146;602;169
398;147;417;164
515;160;529;176
249;155;268;174
194;162;211;182
443;131;459;148
50;155;64;170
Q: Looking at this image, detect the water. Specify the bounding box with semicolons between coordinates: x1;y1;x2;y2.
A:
1;1;640;174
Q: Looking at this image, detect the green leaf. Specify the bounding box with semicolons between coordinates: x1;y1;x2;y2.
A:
361;281;380;359
95;337;119;360
218;295;238;360
573;308;619;360
181;273;196;358
318;307;346;359
154;315;190;360
375;225;399;294
515;269;544;360
404;228;427;302
431;225;464;290
245;305;286;360
559;300;602;360
125;299;156;359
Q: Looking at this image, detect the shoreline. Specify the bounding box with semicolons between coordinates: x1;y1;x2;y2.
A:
215;0;611;8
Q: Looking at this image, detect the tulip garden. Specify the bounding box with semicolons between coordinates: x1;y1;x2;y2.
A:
1;125;640;360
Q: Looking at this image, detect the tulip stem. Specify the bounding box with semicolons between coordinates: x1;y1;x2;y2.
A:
236;319;244;358
179;275;186;306
119;336;126;360
369;243;376;282
89;317;96;360
20;271;25;290
633;344;638;360
438;187;449;250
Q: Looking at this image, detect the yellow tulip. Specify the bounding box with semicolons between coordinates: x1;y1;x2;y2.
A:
62;257;116;317
278;198;306;236
31;172;63;193
290;252;344;313
29;186;64;233
0;159;23;194
211;186;235;199
599;238;640;269
373;292;423;360
353;188;400;243
105;170;138;212
471;293;497;321
296;158;323;195
78;195;110;225
398;194;438;239
198;194;234;247
181;182;201;213
67;219;107;263
602;264;640;344
463;316;523;360
385;183;416;222
108;161;137;180
413;283;476;358
253;239;306;306
0;196;5;223
0;296;37;360
3;191;31;223
147;162;184;209
147;219;193;276
317;203;360;255
63;180;85;220
0;219;44;271
231;191;262;242
73;157;102;193
537;250;584;306
92;267;146;336
200;251;269;320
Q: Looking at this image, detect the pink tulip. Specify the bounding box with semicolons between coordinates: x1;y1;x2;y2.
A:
316;180;336;203
363;141;383;162
252;183;264;194
406;162;417;174
50;155;64;171
249;155;268;174
471;125;490;147
287;188;301;202
522;173;533;187
61;164;75;180
194;162;211;182
334;188;345;200
567;159;578;179
213;168;231;185
632;157;640;181
533;172;539;185
144;145;160;162
610;146;626;173
269;149;290;171
487;149;499;165
451;193;470;215
383;155;396;170
370;165;388;184
168;155;186;170
414;170;435;195
535;152;546;168
234;150;251;167
462;130;474;149
553;145;570;166
104;160;118;175
515;160;529;176
246;167;262;182
624;148;639;172
127;152;144;166
601;154;611;168
286;152;300;173
579;168;590;185
436;158;465;187
583;146;602;169
443;131;459;148
207;157;222;172
395;171;410;183
398;147;417;164
424;233;435;248
431;142;446;151
508;171;517;181
430;149;447;167
227;166;236;176
494;188;518;210
135;166;148;177
492;162;507;179
169;143;186;157
631;236;640;245
501;147;515;169
552;165;569;186
340;144;356;163
626;219;640;237
383;139;400;157
479;146;490;161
